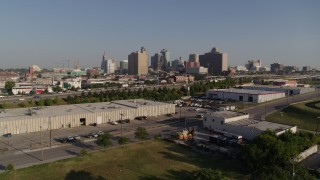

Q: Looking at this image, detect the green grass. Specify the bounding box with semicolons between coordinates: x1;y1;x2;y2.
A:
266;99;320;131
0;140;246;180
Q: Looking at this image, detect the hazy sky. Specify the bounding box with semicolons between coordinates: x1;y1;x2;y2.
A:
0;0;319;69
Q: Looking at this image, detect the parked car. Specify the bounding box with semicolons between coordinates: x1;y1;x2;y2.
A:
67;136;75;142
87;133;98;138
73;135;81;140
55;137;68;143
118;119;130;124
97;131;105;136
110;121;118;125
3;133;12;138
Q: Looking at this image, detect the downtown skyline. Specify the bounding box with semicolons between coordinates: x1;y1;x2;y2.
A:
0;0;319;69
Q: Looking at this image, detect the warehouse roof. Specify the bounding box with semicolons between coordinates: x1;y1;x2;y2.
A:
207;88;284;95
207;110;248;119
0;99;168;122
227;118;294;133
241;85;315;90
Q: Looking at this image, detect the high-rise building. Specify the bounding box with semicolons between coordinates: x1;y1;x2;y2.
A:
270;63;284;73
101;52;116;74
302;66;311;72
120;60;128;74
128;47;149;75
151;49;170;71
246;60;261;71
189;54;199;62
199;47;228;75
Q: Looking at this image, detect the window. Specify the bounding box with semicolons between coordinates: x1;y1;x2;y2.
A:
212;118;215;122
220;121;224;125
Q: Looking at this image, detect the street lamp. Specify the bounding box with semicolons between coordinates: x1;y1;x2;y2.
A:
315;117;320;135
120;113;124;137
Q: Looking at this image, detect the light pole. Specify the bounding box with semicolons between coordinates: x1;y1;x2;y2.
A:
120;113;124;137
315;117;320;135
184;107;187;129
40;126;44;161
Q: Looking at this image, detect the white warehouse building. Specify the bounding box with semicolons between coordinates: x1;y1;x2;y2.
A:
0;99;175;136
203;110;297;140
241;85;315;95
206;88;285;103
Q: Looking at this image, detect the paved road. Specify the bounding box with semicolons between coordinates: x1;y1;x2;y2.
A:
0;84;188;103
243;90;320;120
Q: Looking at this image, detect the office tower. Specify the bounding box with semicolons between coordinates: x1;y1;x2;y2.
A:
189;54;199;62
199;47;228;75
270;63;284;73
120;60;128;74
101;52;115;74
302;66;311;72
151;49;170;71
246;60;261;71
128;47;149;75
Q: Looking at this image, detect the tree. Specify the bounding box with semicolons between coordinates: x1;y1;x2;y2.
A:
97;133;112;148
5;81;15;95
5;163;14;171
80;148;88;157
192;168;226;180
118;136;129;145
37;98;45;106
134;127;149;141
44;98;54;106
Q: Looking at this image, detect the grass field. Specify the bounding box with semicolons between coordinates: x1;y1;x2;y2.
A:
266;99;320;131
0;140;246;180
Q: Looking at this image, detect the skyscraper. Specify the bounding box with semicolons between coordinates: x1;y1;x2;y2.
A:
199;47;228;75
151;49;170;72
128;47;149;75
101;52;116;74
120;60;128;74
270;63;284;73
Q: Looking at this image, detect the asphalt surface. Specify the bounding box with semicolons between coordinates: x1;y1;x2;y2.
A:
243;90;320;120
0;109;202;171
0;90;319;172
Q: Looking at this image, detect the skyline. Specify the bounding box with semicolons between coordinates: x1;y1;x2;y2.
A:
0;0;319;69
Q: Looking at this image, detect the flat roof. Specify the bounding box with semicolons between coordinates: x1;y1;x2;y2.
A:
0;99;168;122
207;88;284;95
207;110;247;119
227;119;293;133
242;85;315;90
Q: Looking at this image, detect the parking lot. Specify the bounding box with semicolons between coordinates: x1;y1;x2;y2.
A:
0;107;204;154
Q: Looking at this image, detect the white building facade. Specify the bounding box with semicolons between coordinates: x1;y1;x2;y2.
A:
203;111;297;140
206;88;285;103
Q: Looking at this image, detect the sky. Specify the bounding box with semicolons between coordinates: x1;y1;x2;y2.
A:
0;0;319;69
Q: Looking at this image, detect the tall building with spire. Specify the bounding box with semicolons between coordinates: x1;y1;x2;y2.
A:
101;51;115;74
128;47;149;75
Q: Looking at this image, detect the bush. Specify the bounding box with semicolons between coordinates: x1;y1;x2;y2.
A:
80;148;88;157
5;164;14;171
97;133;112;148
118;137;129;145
135;127;149;141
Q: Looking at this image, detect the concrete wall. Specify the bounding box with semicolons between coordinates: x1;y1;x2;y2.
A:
296;145;318;162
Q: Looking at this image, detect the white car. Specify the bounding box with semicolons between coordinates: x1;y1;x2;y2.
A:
110;121;118;125
97;131;105;135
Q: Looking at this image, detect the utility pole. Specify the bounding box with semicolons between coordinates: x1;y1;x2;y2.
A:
49;117;52;147
184;107;187;129
120;113;124;137
316;117;320;135
40;126;44;161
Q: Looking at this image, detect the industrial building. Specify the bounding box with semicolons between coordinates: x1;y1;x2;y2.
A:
0;99;175;136
241;85;315;95
203;110;297;140
206;88;285;103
